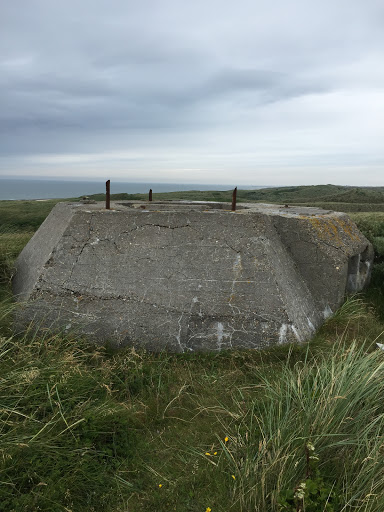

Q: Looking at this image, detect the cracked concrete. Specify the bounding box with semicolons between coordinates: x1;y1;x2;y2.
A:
13;200;373;351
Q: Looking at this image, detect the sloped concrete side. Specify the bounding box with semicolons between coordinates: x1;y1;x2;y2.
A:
272;212;373;316
261;216;323;343
13;203;76;301
16;210;304;350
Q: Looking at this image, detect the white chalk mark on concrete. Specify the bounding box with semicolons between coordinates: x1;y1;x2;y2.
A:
279;324;288;344
323;305;333;319
290;325;302;342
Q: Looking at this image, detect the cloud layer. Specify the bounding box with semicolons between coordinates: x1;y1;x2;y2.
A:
1;0;383;185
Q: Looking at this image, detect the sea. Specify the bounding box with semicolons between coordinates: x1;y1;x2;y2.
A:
0;178;263;201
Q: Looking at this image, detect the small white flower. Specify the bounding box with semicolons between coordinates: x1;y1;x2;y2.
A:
306;441;315;452
294;482;306;500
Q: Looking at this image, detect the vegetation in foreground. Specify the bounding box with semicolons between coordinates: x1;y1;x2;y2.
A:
1;189;384;511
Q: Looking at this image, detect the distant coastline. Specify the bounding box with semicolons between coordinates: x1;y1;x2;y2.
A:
0;178;263;201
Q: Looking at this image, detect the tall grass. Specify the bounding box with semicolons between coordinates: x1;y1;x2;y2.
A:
2;311;384;511
0;330;151;511
351;213;384;320
0;230;34;282
211;340;384;511
0;230;34;330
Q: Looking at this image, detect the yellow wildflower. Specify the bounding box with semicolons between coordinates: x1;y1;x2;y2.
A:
232;475;236;480
158;484;162;488
206;508;212;512
205;452;211;456
214;452;217;455
224;436;229;443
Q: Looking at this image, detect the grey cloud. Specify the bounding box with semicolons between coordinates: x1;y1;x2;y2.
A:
0;60;330;142
0;0;383;185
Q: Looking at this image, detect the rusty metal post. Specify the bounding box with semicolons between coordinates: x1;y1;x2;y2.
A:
231;186;237;211
149;188;153;201
106;180;110;210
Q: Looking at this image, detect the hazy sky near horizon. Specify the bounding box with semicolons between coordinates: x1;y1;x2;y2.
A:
1;0;383;186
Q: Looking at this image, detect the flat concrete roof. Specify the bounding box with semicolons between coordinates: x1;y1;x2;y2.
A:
70;200;335;218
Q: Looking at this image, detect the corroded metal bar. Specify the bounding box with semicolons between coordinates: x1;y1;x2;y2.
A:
149;189;153;201
232;187;237;211
106;180;110;210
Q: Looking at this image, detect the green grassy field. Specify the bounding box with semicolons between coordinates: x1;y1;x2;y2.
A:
85;184;384;212
1;186;384;511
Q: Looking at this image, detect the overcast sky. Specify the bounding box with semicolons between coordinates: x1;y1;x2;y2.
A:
1;0;383;186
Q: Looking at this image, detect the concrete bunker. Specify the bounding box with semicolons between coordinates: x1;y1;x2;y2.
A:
13;201;373;352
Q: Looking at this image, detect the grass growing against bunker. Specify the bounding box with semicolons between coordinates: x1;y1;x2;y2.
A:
1;304;384;512
1;196;384;511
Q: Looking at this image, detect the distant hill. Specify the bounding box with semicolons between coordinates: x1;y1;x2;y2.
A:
85;184;384;212
240;185;384;204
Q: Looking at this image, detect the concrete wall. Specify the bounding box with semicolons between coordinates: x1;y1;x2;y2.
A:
13;201;373;351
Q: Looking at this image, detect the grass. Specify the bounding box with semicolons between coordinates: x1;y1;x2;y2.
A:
349;213;384;320
0;303;384;511
1;190;384;511
0;199;62;232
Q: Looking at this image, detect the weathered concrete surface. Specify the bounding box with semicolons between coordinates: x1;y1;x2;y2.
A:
13;201;373;351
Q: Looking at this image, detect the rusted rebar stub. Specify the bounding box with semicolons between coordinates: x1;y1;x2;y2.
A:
149;189;153;201
232;187;237;211
106;180;110;210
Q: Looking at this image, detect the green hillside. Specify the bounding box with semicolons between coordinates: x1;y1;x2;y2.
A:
241;185;384;204
84;184;384;211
